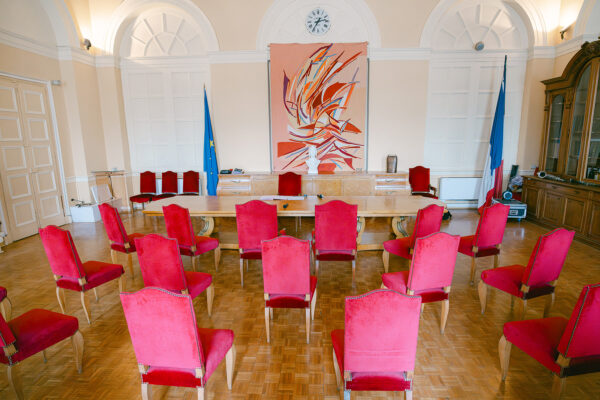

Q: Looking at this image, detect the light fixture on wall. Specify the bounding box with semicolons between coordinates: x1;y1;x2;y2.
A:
560;25;572;40
474;41;485;51
82;38;92;50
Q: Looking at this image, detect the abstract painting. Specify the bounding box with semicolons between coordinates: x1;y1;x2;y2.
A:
270;42;368;172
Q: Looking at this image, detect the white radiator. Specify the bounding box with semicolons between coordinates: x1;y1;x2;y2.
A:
438;177;481;208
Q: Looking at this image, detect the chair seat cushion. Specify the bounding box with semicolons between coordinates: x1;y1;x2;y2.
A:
266;276;317;308
0;286;6;301
503;317;567;375
184;272;213;299
458;235;500;257
56;261;124;291
110;232;145;253
316;250;355;261
481;265;525;298
382;271;448;303
383;237;412;260
181;192;199;196
153;193;176;200
142;366;202;388
129;194;153;203
240;249;262;260
411;192;438;199
179;236;219;257
330;329;412;391
0;309;78;364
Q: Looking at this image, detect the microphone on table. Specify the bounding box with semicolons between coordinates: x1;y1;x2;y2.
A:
283;203;288;209
317;194;323;199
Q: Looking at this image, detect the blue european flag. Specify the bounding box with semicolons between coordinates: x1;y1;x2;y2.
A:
203;88;219;195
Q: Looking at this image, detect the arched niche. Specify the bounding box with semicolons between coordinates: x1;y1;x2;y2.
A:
574;0;600;38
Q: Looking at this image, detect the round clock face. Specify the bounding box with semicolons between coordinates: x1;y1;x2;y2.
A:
306;8;330;35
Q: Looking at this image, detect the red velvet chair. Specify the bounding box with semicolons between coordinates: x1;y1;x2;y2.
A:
99;203;145;278
313;200;358;282
382;232;460;334
262;236;317;344
408;166;437;198
0;286;11;320
499;283;600;398
121;287;235;400
278;172;302;196
136;234;214;316
458;203;510;285
235;200;282;287
163;204;220;272
382;204;444;273
0;307;84;400
182;170;200;195
331;289;422;400
478;228;575;319
39;225;125;324
153;171;178;200
129;171;156;211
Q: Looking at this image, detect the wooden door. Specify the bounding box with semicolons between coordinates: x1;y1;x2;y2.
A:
541;191;564;225
522;185;541;218
0;77;66;241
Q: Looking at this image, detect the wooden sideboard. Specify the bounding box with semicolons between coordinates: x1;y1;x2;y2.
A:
522;175;600;247
216;172;409;196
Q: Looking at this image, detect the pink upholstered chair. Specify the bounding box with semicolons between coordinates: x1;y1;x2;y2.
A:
136;234;214;316
121;287;235;400
129;171;156;211
235;200;282;287
458;203;510;285
153;171;178;200
382;204;444;273
408;166;437;198
39;225;125;324
182;170;200;195
278;172;302;196
499;283;600;398
99;203;145;278
313;200;358;282
0;286;11;320
382;232;460;334
163;204;220;272
262;236;317;344
0;307;83;399
331;289;422;400
479;228;575;319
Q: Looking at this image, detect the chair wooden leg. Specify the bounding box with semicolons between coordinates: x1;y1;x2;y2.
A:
499;335;512;380
405;390;413;400
520;299;528;320
344;389;351;400
478;281;488;314
118;275;125;293
80;291;91;324
332;348;341;389
311;289;317;320
305;307;311;344
264;307;270;343
494;254;499;268
440;299;449;334
552;375;566;399
206;284;214;317
239;258;244;287
192;256;197;272
7;364;24;400
214;246;221;271
141;383;150;400
110;249;118;264
42;349;47;362
127;253;134;277
197;387;205;400
225;345;235;390
351;259;356;284
0;296;12;320
315;260;319;275
470;257;476;285
382;250;389;273
544;292;555;317
93;288;99;302
270;308;273;319
56;287;66;313
71;330;84;373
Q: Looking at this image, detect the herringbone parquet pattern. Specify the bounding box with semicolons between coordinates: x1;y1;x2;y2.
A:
0;212;599;399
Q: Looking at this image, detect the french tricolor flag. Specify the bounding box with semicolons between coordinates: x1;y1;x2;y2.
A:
478;55;506;208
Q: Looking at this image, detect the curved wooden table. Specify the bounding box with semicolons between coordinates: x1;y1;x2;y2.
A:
143;195;446;250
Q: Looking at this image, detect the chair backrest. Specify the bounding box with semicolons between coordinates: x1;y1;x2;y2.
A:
139;171;156;194
136;234;187;293
409;166;430;193
557;283;600;359
235;200;278;251
408;232;460;292
163;204;196;248
39;225;85;279
262;236;310;296
522;228;575;287
278;172;302;196
182;171;200;194
409;204;445;248
473;203;510;249
120;287;204;369
314;200;357;252
98;203;129;246
161;171;178;194
344;289;421;373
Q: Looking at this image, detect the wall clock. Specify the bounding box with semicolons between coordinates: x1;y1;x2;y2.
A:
306;8;330;35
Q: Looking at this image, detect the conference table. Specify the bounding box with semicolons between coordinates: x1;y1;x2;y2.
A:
143;195;446;251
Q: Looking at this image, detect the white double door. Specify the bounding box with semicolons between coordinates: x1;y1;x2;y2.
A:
0;76;66;241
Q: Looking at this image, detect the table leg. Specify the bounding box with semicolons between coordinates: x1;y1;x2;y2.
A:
391;216;409;238
197;216;215;236
356;217;366;245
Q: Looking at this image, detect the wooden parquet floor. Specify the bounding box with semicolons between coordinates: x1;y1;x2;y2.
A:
0;211;599;399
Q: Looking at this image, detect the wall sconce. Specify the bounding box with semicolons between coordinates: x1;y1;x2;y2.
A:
559;25;572;40
82;38;92;50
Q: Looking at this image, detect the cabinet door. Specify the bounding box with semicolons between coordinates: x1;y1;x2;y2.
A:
541;191;564;224
587;201;600;241
565;65;591;177
583;65;600;182
523;185;541;218
544;94;565;173
562;196;586;232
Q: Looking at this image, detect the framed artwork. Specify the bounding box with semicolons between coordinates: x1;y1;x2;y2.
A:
269;42;368;172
